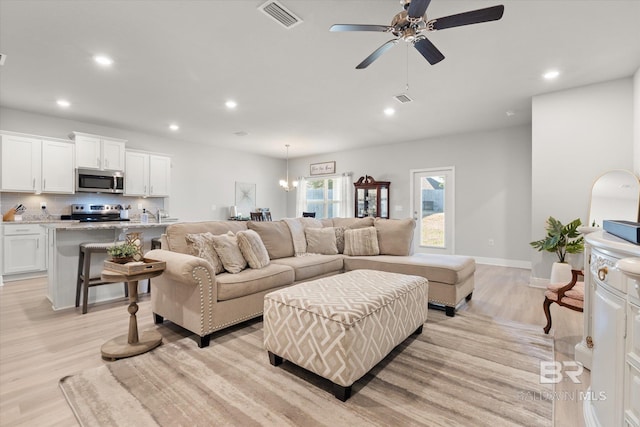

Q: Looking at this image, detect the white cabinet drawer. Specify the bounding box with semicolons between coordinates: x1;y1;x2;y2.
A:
3;224;42;235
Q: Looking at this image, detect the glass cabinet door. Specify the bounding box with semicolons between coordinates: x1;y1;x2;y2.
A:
353;175;390;219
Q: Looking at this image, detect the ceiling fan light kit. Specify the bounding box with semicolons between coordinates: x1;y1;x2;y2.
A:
330;0;504;69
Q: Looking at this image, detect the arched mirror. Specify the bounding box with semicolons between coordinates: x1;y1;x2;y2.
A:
588;169;640;227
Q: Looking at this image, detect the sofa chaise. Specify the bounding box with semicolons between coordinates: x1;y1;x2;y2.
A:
147;216;474;347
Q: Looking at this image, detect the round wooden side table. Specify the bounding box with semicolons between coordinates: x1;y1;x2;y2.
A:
100;268;164;360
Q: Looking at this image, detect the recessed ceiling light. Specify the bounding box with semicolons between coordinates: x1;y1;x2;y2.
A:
56;99;71;108
225;100;237;109
94;55;113;66
384;107;395;116
506;110;516;117
169;124;179;131
543;70;560;80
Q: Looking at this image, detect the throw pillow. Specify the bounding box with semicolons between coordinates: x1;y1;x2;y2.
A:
236;230;270;269
305;227;338;255
334;226;346;253
343;226;380;256
210;232;248;274
185;232;224;274
374;218;416;256
283;218;307;256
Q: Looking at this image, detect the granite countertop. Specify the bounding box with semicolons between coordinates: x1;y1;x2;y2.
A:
41;221;173;230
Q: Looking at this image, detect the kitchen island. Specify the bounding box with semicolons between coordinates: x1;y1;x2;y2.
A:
43;222;170;310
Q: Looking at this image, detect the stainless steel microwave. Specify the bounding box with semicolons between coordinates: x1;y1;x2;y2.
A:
76;168;124;193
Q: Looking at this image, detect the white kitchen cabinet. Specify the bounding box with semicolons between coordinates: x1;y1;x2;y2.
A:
125;151;170;197
149;154;171;196
0;133;41;192
71;131;126;171
582;231;640;427
3;224;46;275
1;132;74;194
41;139;75;193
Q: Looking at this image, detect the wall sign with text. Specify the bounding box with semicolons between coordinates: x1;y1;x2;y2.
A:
310;161;336;176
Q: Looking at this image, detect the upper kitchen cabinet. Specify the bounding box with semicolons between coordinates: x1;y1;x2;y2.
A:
125;151;171;197
0;132;74;194
0;133;41;192
70;131;126;171
41;139;75;193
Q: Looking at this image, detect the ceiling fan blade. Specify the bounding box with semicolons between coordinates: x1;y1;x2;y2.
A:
356;39;399;69
407;0;432;18
431;5;505;31
330;24;392;32
414;37;445;65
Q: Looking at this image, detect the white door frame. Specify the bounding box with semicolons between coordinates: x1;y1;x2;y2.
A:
409;167;455;254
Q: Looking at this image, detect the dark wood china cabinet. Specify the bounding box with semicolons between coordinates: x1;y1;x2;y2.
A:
354;175;390;219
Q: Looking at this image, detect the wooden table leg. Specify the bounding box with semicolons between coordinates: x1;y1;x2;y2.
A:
127;280;139;344
101;279;162;361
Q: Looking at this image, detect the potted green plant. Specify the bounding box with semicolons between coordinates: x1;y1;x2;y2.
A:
530;216;584;283
107;242;139;264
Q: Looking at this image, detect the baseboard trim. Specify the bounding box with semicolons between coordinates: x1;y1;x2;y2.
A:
473;257;531;269
529;277;549;289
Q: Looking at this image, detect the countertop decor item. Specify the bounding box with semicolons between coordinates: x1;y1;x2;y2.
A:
603;219;640;244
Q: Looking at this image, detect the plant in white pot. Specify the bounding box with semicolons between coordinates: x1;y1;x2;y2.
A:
530;216;584;284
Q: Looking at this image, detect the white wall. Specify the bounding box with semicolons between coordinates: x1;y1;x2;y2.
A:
635;67;640;175
288;125;533;266
531;77;635;279
0;107;288;221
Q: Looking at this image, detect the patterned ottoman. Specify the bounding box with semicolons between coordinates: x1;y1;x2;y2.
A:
263;269;429;401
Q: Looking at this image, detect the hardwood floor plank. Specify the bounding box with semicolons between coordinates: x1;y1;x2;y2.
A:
0;265;587;426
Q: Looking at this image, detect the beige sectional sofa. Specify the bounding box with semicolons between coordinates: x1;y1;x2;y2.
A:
147;217;475;347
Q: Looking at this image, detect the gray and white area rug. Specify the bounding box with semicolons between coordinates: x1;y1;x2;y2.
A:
60;310;554;427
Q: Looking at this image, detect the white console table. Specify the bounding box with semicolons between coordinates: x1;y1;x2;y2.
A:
578;231;640;427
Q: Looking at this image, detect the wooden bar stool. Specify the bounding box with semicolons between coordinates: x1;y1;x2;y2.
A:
76;242;128;314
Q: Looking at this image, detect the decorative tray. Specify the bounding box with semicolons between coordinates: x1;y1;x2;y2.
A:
103;258;166;275
603;220;640;245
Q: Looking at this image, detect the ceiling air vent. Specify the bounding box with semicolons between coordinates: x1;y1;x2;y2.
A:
394;93;413;104
0;53;6;66
259;0;303;29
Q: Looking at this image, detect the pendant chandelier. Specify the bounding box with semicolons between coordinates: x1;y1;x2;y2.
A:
279;144;298;192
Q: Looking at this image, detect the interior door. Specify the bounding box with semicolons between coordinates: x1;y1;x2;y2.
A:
411;167;455;254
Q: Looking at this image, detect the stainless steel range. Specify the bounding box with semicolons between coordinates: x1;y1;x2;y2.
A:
71;204;129;222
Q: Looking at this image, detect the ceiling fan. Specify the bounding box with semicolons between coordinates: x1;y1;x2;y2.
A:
329;0;504;69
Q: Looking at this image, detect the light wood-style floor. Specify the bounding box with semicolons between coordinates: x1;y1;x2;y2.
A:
0;265;587;427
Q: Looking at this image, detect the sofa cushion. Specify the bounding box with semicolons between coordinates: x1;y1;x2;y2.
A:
216;263;295;301
236;230;270;269
332;217;374;229
211;232;247;274
305;227;338;255
343;226;380;256
271;254;344;282
165;221;248;255
247;221;295;260
184;232;224;274
374;218;416;256
299;217;323;229
343;254;475;285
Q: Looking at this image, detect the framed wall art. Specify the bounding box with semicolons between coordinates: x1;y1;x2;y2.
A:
235;182;256;217
310;161;336;176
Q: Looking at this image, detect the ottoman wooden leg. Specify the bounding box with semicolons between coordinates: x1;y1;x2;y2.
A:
445;306;455;317
413;325;423;335
268;351;283;366
333;383;352;401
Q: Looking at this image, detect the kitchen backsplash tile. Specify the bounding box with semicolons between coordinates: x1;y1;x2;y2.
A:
1;193;165;222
